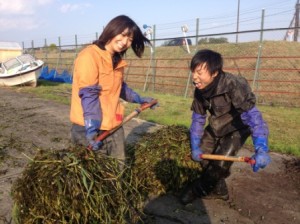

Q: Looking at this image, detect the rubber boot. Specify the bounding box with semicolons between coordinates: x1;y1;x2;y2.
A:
202;178;229;200
179;179;229;204
198;164;230;200
179;178;207;205
179;164;230;205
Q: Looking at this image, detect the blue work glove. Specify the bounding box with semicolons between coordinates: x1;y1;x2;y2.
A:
85;119;103;151
139;97;159;109
251;137;271;172
79;85;103;151
191;148;203;162
190;112;206;162
120;82;158;109
190;135;203;162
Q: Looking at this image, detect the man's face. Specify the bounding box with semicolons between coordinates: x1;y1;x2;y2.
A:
192;63;217;89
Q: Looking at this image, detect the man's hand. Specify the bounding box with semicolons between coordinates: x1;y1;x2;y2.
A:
191;148;203;162
251;137;271;172
251;150;271;172
190;112;206;163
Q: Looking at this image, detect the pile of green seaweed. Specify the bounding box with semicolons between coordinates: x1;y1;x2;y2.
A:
128;125;202;197
11;149;143;224
11;125;202;223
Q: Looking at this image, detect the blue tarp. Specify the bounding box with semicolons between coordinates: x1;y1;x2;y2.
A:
39;66;72;84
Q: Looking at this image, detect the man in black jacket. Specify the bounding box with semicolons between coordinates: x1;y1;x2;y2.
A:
180;49;271;205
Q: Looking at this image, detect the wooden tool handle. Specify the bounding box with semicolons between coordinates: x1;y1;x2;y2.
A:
201;154;255;164
87;99;158;150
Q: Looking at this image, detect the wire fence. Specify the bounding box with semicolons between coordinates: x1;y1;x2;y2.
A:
24;25;300;108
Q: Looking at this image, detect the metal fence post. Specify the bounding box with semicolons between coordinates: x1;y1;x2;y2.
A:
184;61;192;98
151;25;156;91
75;34;78;55
44;38;48;62
54;36;61;77
252;9;265;99
31;40;35;56
294;2;300;41
195;18;199;50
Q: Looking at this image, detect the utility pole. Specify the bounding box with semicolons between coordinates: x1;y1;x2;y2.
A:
236;0;240;43
294;0;300;41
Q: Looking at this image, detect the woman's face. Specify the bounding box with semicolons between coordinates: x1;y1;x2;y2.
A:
105;28;133;55
192;63;217;89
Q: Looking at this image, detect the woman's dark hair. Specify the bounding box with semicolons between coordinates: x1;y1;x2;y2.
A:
93;15;151;68
190;49;224;75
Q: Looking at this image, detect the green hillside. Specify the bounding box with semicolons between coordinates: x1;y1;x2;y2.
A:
33;40;300;107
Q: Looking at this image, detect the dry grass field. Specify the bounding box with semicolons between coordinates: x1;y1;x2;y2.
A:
32;40;300;107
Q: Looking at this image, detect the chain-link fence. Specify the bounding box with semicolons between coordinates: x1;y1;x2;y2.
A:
24;25;300;107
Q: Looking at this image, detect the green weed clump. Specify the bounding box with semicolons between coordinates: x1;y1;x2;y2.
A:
128;125;202;198
11;125;202;224
11;148;144;224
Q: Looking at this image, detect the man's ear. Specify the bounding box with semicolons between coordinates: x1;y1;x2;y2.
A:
212;72;218;78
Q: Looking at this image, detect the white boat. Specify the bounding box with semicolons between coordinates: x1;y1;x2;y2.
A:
0;54;44;87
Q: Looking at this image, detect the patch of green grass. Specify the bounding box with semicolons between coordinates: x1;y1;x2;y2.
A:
125;92;193;127
128;90;300;157
259;106;300;156
17;80;72;105
13;82;300;157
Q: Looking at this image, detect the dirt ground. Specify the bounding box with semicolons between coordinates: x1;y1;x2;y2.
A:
0;87;299;224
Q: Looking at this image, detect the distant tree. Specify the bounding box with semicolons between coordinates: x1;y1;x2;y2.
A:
209;37;228;44
198;38;208;44
198;37;228;44
161;40;170;46
49;43;57;51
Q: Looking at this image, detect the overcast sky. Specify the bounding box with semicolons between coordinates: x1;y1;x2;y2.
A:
0;0;297;46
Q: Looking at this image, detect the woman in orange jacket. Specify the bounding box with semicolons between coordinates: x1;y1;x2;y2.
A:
70;15;158;163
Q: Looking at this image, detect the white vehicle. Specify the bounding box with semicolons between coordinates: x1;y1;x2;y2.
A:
0;54;44;87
